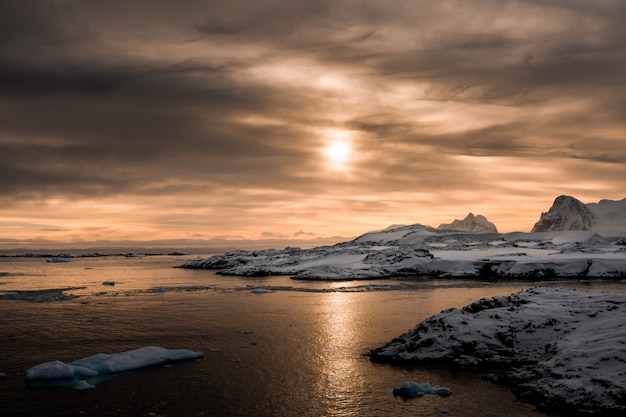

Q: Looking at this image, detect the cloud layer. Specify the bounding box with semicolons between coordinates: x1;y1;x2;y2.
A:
1;1;625;243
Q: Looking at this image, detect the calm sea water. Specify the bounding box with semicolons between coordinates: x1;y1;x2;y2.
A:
2;253;625;417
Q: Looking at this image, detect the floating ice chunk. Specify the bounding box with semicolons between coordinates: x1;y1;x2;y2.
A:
102;281;115;286
250;287;270;293
25;360;96;381
74;380;96;391
25;346;204;386
393;381;452;399
70;346;203;374
47;257;70;263
25;361;70;380
2;288;82;302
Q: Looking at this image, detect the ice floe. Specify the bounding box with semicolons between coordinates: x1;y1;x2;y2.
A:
181;224;626;280
47;257;70;263
25;346;204;388
370;287;626;415
393;381;452;399
1;288;83;302
74;380;96;391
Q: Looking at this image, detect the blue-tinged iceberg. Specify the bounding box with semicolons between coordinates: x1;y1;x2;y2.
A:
25;346;204;388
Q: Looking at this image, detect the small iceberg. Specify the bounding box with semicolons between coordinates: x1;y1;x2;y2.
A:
47;257;70;263
393;381;452;399
74;380;96;391
2;289;81;302
250;287;270;294
25;346;204;387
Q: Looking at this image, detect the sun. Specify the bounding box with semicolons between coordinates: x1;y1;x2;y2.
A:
324;140;351;163
323;130;353;170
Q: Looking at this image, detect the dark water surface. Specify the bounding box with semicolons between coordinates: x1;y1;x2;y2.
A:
2;255;624;416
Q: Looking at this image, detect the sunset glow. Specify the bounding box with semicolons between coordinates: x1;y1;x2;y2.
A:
1;1;625;247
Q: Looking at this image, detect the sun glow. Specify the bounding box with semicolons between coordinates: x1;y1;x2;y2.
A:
325;140;351;162
323;130;353;170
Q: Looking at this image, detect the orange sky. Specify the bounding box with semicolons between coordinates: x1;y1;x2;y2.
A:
1;1;625;247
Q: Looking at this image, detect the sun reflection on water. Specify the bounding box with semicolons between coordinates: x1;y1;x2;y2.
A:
314;292;367;417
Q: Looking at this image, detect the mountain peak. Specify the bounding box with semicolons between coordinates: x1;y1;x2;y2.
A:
531;195;595;233
437;213;498;233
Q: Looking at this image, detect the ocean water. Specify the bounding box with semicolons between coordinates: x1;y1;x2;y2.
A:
1;253;625;417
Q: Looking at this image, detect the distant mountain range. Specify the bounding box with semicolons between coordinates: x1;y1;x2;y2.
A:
436;196;625;237
2;196;624;253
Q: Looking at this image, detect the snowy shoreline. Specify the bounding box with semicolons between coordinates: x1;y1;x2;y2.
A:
369;286;626;416
181;225;626;280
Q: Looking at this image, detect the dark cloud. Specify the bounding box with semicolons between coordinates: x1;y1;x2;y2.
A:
1;0;625;241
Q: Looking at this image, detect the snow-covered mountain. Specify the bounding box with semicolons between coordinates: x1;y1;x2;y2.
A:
532;196;626;236
437;213;498;233
586;198;626;237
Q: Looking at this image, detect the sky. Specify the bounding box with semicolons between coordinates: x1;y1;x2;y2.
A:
1;0;625;246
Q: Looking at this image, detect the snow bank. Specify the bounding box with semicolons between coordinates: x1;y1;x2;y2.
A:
180;224;626;280
25;346;204;387
370;287;626;415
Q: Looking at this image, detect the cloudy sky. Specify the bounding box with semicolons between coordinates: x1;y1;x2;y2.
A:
1;0;625;245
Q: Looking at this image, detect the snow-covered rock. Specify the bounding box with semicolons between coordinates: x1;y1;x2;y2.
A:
437;213;498;233
369;287;626;415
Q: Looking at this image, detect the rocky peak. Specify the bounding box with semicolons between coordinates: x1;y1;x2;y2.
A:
531;195;595;233
437;213;498;233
